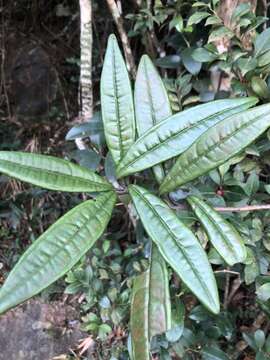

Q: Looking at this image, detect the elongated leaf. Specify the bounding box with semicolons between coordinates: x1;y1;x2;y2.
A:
101;34;135;165
257;283;270;302
130;244;171;360
160;103;270;194
254;28;270;57
0;151;112;192
116;97;257;178
129;185;220;314
149;244;171;338
131;273;150;360
0;191;116;314
187;196;247;266
135;55;172;134
135;55;172;183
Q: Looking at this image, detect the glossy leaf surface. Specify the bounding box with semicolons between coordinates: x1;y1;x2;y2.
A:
187;196;247;266
117;97;257;178
101;34;135;165
131;272;150;360
0;151;112;192
0;191;116;314
130;244;171;360
129;185;220;314
148;244;171;338
160;104;270;194
135;55;172;183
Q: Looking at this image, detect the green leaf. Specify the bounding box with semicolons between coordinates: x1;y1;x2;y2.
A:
187;196;247;266
148;244;171;338
237;57;257;76
254;28;270;58
187;12;209;26
257;283;270;302
251;77;270;100
169;15;184;32
101;34;135;165
257;51;270;68
205;15;222;26
72;149;101;171
166;300;185;342
116;97;257;178
202;346;230;360
243;332;257;350
254;329;265;350
208;27;234;43
192;47;218;63
256;351;268;360
130;273;150;360
182;48;202;75
65;112;104;146
98;324;112;340
0;151;112;193
135;55;172;138
0;191;116;314
231;3;251;21
135;55;172;183
130;244;171;360
265;334;270;352
243;171;260;197
160;103;270;194
244;250;259;285
156;55;181;69
129;185;220;314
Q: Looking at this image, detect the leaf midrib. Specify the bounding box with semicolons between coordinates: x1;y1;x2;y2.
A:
132;187;216;307
0;159;109;189
190;199;238;260
112;42;124;160
118;104;247;173
1;195;112;299
148;248;170;338
168;110;269;185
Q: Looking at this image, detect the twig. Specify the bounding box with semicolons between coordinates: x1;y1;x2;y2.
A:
76;0;93;151
223;270;230;310
226;277;242;308
214;270;240;276
0;0;11;119
105;0;136;79
79;0;93;119
171;203;270;213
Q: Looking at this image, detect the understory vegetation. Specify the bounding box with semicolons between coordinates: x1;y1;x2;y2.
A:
1;1;270;359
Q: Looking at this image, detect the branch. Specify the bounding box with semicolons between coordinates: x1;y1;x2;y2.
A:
79;0;93;119
170;203;270;213
76;0;93;150
105;0;136;79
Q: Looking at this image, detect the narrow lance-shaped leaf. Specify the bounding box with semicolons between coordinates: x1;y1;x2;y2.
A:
130;244;171;360
160;103;270;194
0;191;116;314
187;196;247;266
116;97;257;178
135;55;172;183
131;273;150;360
0;151;112;193
101;34;135;165
129;185;220;314
149;244;171;338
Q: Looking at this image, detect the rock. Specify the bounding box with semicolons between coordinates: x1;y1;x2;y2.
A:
0;299;85;360
10;44;57;119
